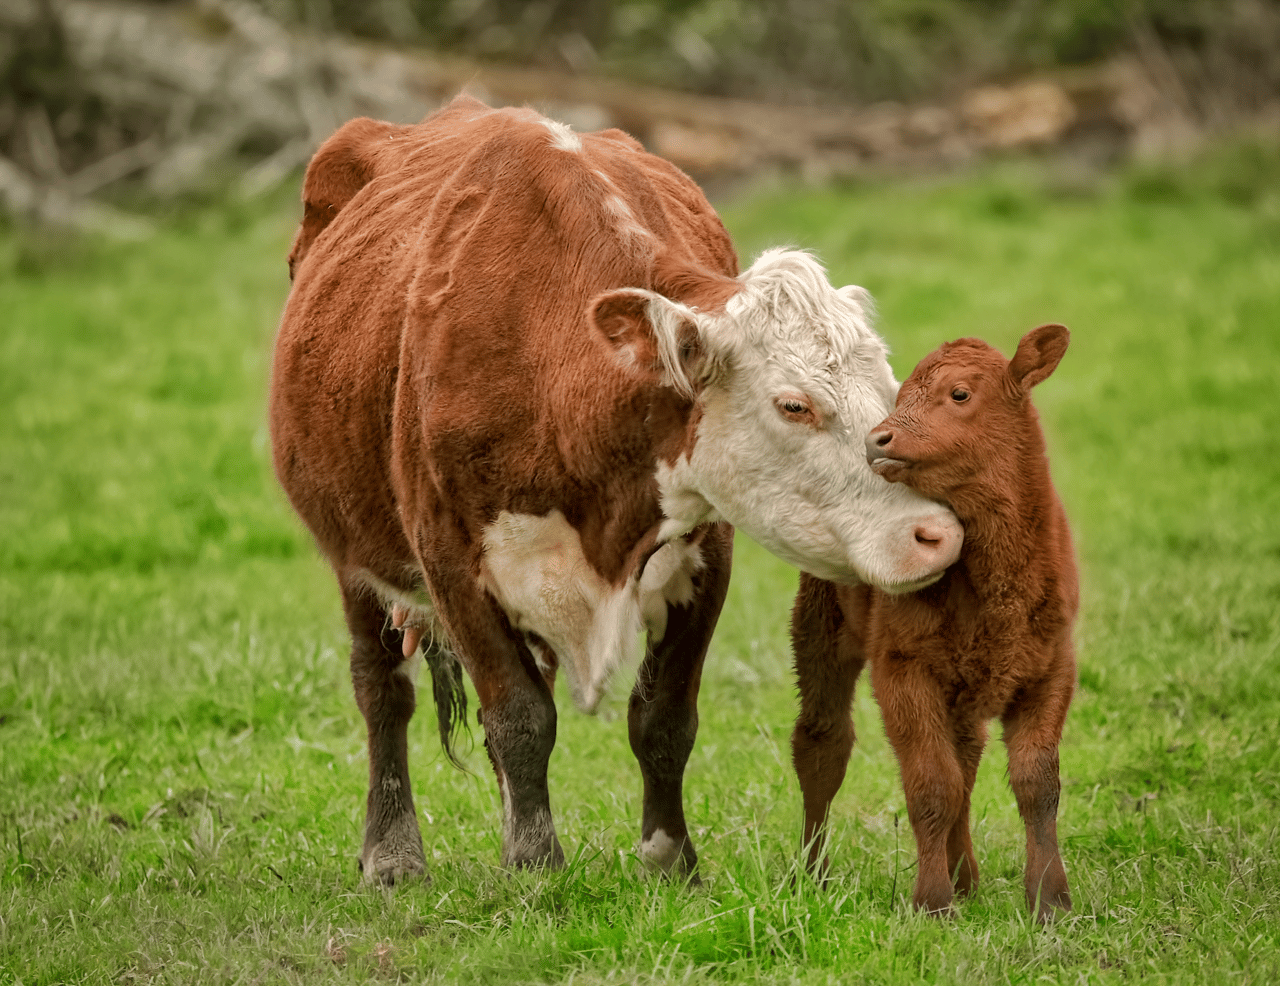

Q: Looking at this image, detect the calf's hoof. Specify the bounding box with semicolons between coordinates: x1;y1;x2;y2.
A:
796;854;833;890
913;878;956;917
1031;890;1072;924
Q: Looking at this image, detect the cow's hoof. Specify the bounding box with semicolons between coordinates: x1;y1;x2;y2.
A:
503;837;566;872
359;817;427;886
639;829;699;884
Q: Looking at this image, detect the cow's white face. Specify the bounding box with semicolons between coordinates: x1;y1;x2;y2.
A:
628;249;962;592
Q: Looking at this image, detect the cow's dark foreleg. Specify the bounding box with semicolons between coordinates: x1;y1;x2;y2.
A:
342;580;426;884
629;523;732;879
476;657;563;871
423;559;564;871
790;575;866;877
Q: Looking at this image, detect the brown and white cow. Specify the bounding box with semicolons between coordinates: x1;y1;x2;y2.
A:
270;95;962;884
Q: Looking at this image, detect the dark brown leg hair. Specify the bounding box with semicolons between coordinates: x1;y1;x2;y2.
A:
343;580;425;884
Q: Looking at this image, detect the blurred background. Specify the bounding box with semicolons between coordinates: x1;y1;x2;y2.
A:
3;0;1279;231
4;6;1280;979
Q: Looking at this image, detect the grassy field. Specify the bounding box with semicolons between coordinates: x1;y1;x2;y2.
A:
2;141;1279;984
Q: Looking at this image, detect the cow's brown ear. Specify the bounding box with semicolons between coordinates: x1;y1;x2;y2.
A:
589;288;704;398
1009;323;1069;391
591;289;659;366
288;117;403;280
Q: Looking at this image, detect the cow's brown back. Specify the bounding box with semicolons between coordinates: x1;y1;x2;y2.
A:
272;96;738;591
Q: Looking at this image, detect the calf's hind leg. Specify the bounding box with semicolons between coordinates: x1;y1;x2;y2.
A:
790;576;866;876
629;523;732;879
342;579;426;884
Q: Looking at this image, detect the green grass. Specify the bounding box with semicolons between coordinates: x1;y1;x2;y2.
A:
3;141;1280;983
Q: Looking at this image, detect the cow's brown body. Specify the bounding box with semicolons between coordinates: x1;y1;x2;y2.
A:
273;96;747;881
791;325;1077;921
272;96;963;883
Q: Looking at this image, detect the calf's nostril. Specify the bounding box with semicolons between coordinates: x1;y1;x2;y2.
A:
865;428;895;462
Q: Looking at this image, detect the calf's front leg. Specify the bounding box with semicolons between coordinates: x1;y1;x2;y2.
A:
946;719;987;899
872;658;965;915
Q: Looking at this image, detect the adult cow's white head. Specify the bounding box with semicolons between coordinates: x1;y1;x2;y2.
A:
592;248;962;592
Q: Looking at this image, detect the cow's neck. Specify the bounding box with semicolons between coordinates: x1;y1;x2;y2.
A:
544;356;698;581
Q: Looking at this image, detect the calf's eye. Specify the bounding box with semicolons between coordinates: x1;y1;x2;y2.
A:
951;388;970;403
783;399;806;414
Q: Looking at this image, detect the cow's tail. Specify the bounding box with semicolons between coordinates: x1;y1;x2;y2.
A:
424;645;470;770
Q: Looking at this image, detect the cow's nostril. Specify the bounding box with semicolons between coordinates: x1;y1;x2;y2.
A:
911;517;963;573
873;429;893;447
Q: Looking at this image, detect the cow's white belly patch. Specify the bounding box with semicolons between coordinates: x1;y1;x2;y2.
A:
480;510;703;713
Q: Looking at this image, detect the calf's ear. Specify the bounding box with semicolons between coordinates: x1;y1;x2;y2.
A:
1009;323;1069;391
590;288;707;399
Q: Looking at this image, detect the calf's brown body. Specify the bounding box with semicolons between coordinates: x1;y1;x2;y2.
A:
791;325;1077;921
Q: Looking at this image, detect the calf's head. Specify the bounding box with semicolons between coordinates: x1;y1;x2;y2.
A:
866;323;1069;510
592;248;962;592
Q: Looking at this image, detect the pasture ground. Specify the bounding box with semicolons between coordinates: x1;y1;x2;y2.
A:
2;141;1280;984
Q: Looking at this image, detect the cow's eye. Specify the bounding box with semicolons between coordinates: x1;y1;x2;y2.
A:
776;395;818;425
951;388;970;403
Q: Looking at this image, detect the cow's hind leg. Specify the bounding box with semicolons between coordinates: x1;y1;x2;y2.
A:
790;575;866;877
343;580;426;884
629;523;733;880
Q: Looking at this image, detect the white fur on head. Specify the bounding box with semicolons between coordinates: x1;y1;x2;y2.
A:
661;248;962;589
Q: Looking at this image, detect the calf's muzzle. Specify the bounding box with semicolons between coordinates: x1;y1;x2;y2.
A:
865;427;908;480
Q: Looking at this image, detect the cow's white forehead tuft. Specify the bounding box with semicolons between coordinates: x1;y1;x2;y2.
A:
720;248;890;410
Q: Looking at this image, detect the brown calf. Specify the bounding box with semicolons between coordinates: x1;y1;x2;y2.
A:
790;324;1077;921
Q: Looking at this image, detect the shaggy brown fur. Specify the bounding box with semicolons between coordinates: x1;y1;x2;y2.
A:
790;324;1077;922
